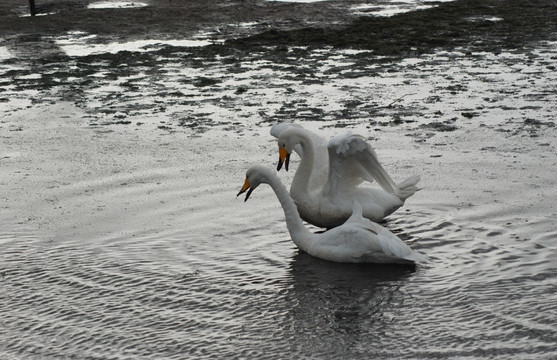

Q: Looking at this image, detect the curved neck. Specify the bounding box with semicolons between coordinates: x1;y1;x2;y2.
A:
291;132;315;195
266;174;314;247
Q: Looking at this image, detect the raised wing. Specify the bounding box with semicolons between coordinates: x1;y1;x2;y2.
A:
325;132;397;195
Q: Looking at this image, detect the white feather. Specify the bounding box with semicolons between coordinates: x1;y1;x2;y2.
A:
272;124;420;228
241;166;426;264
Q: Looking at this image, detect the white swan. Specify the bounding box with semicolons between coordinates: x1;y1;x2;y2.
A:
271;124;420;228
237;165;426;264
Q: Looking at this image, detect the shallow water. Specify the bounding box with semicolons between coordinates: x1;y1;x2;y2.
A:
2;165;556;358
2;117;556;358
2;2;557;358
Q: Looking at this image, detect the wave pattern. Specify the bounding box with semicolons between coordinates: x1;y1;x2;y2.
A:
2;195;556;359
1;14;556;359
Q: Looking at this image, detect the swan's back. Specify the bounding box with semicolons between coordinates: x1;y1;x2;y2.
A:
309;202;426;264
309;223;424;264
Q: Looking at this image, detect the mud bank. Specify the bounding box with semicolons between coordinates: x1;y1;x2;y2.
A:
2;1;557;54
230;0;557;55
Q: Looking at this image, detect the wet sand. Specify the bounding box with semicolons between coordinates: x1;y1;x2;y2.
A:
1;0;557;358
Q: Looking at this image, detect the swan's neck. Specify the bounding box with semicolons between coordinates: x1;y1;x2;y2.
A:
267;175;314;248
291;134;315;195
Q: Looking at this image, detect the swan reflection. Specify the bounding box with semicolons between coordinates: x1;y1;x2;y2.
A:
278;251;416;351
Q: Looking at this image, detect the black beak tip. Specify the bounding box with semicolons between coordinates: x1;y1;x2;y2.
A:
244;188;254;202
237;187;247;198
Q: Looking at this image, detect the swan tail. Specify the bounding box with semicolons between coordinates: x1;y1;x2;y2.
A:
403;250;427;264
394;175;421;201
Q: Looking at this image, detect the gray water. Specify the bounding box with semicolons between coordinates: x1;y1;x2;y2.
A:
2;180;556;359
2;3;557;358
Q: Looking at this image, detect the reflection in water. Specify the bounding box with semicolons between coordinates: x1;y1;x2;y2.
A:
280;252;416;356
289;251;416;288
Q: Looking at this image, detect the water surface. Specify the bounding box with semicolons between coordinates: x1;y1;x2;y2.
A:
1;1;556;358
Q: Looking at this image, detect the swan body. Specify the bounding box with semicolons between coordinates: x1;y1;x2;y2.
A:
271;123;420;228
237;165;426;264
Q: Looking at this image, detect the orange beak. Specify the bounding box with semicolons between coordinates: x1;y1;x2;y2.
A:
236;177;254;202
277;146;291;171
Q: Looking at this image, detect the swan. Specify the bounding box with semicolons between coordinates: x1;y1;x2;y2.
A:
237;165;426;264
271;124;420;228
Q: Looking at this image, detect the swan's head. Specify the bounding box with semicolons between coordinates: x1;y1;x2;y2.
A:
277;127;307;171
236;166;273;202
277;134;299;172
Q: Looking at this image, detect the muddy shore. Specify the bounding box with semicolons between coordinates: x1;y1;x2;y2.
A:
2;0;557;55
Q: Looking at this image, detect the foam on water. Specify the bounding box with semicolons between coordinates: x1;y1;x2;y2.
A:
0;46;13;61
266;0;330;3
352;3;437;17
87;1;148;9
53;31;221;57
